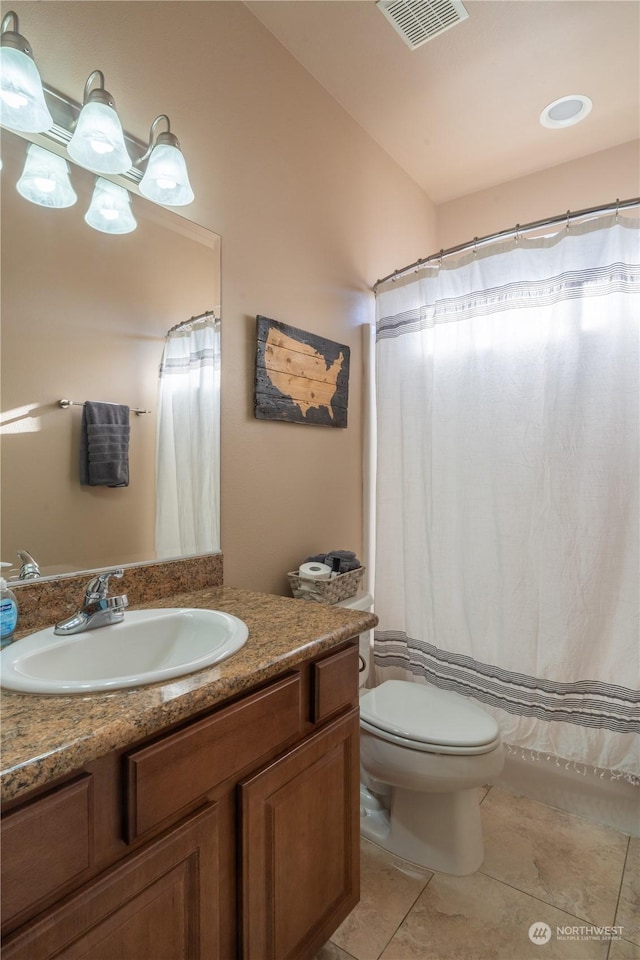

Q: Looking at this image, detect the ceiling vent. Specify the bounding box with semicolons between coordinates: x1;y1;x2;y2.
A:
377;0;469;50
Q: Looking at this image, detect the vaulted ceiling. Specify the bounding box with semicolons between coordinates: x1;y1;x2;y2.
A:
247;0;640;203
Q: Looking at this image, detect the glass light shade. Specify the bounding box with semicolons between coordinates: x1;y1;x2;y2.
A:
17;143;77;208
0;46;52;132
85;178;136;234
67;101;131;174
139;142;194;206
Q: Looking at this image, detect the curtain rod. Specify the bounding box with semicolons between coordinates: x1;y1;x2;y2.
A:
166;310;217;336
373;197;640;291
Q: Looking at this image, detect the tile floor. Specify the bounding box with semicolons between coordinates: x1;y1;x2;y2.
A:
317;786;640;960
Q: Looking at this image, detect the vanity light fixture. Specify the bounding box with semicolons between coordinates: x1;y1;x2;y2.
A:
0;11;52;133
0;10;196;226
138;115;194;206
17;142;77;207
85;177;136;234
67;71;131;175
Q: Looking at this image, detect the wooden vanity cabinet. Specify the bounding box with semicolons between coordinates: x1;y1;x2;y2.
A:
1;640;360;960
2;805;221;960
241;708;360;960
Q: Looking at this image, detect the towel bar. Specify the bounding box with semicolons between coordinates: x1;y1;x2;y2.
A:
58;399;151;415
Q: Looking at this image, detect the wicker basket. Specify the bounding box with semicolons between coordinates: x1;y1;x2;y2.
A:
288;566;365;604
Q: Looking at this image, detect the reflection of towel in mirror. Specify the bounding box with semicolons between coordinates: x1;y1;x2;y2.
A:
79;402;130;487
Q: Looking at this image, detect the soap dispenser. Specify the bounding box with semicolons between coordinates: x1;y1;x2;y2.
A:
0;562;18;646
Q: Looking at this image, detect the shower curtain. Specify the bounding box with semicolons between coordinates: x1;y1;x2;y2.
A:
156;318;220;558
374;214;640;781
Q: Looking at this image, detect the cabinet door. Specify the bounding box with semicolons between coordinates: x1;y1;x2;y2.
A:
240;708;360;960
2;805;220;960
1;775;93;931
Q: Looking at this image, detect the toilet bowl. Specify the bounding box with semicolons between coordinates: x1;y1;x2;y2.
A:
359;680;504;874
336;593;504;876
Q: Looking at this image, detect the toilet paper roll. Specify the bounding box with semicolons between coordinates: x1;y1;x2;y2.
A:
298;562;332;581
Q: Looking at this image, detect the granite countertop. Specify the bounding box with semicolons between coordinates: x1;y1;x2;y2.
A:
1;587;377;805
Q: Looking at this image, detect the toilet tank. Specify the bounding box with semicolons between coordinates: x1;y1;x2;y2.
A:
336;591;374;688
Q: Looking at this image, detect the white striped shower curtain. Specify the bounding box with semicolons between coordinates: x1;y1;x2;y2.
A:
374;214;640;781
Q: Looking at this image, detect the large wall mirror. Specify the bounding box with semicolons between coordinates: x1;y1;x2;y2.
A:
0;129;221;579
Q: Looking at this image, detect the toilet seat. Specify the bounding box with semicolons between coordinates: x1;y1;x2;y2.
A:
360;680;501;756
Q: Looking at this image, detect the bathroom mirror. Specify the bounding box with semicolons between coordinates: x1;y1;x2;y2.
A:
0;129;221;578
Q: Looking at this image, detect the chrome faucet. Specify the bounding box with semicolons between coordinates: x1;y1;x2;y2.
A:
54;569;128;636
17;550;40;580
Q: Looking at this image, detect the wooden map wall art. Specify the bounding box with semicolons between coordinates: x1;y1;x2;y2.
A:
255;316;350;428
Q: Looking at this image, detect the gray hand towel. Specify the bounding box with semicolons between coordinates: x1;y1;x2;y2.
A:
79;402;131;487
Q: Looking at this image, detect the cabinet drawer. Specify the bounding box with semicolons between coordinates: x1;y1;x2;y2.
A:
1;774;93;926
311;643;359;724
125;673;302;841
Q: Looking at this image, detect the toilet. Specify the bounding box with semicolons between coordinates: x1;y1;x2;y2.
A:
338;592;504;876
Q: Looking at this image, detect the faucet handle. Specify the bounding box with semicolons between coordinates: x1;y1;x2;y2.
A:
85;568;124;601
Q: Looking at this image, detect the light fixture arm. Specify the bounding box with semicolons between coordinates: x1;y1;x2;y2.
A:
81;69;117;110
138;113;180;163
1;10;18;32
1;11;33;55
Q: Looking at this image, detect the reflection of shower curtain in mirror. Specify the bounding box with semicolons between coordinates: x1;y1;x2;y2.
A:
156;318;220;558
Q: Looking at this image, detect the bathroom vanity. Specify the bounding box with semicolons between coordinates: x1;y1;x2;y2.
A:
0;585;376;960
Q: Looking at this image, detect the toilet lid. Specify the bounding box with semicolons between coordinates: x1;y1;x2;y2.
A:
359;680;499;749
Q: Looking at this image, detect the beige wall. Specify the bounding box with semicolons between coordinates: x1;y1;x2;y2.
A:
436;140;640;251
1;2;436;594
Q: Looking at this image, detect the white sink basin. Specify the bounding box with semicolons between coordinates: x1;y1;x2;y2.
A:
0;608;249;695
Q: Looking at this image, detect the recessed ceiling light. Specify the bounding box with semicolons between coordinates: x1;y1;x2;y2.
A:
540;95;592;129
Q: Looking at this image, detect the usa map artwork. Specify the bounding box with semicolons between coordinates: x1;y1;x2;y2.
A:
254;316;350;428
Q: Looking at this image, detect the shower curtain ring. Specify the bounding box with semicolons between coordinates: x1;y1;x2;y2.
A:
566;209;571;231
515;224;520;245
473;237;478;256
615;198;620;221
